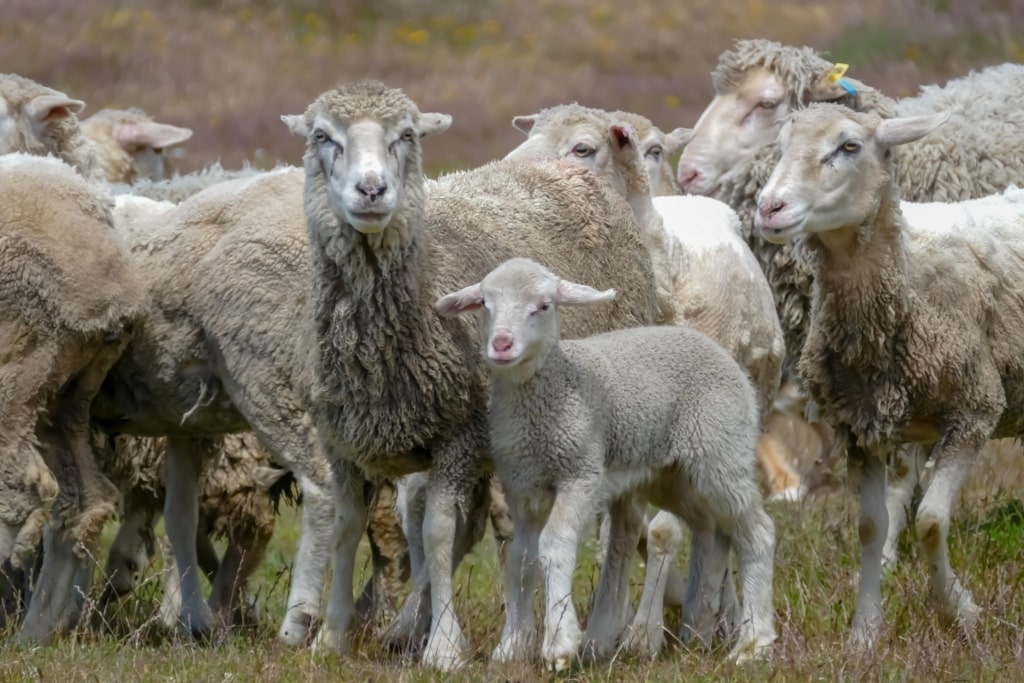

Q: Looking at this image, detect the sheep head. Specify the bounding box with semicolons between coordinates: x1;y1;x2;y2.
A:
435;257;615;383
754;104;950;245
505;103;650;204
677;39;866;197
80;108;193;182
0;73;86;156
284;80;451;235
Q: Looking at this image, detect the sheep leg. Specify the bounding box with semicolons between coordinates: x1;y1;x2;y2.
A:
313;458;368;653
16;526;85;644
881;444;926;570
624;509;685;657
163;435;214;640
848;448;888;651
354;479;410;629
916;437;983;634
384;472;431;649
538;477;599;672
727;501;777;662
679;518;729;650
583;493;645;662
492;493;542;663
487;474;516;577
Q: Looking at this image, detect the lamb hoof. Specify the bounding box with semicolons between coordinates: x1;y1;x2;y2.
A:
621;623;665;658
728;633;775;664
768;485;805;504
420;637;468;671
312;625;351;654
491;634;533;663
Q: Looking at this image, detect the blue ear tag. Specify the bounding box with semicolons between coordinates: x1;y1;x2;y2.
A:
827;63;858;96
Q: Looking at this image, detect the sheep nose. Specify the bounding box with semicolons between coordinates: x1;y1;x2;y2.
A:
678;168;701;193
356;180;387;201
491;332;514;353
758;197;786;221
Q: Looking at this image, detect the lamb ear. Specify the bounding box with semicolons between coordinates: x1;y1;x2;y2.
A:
26;94;86;134
511;115;536;135
419;112;452;138
663;127;694;154
610;123;638;151
281;114;309;138
114;121;193;149
874;111;951;148
434;282;484;317
555;281;617;306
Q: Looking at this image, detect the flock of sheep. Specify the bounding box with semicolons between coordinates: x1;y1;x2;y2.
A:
1;37;1023;672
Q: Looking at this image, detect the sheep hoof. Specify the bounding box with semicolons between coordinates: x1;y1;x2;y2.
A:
420;639;467;671
278;611;316;647
728;633;775;664
767;485;805;504
312;626;351;654
621;623;666;658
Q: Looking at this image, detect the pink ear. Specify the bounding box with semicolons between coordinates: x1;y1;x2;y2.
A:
512;115;537;135
25;94;86;134
434;282;484;317
610;124;637;150
114;121;193;149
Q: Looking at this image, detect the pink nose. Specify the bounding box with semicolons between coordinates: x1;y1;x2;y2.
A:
491;332;513;353
678;168;701;193
758;197;786;221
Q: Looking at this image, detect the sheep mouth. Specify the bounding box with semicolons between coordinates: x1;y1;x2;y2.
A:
758;222;803;244
346;211;393;233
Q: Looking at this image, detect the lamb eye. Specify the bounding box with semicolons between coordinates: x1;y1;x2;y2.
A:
647;145;663;159
535;302;550;313
572;143;595;158
758;100;779;110
840;141;861;153
313;129;328;143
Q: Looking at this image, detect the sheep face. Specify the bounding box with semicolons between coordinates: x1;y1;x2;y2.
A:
754;105;950;245
435;258;615;382
284;82;451;235
677;67;792;196
0;76;85;156
81;108;194;183
506;105;648;202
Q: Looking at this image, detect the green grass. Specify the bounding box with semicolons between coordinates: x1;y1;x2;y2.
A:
1;440;1021;681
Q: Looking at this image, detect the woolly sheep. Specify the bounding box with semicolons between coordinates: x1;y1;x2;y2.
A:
436;257;777;668
606;110;690;196
0;74;104;181
754;103;1024;648
286;80;662;670
0;153;147;642
79;107;193;184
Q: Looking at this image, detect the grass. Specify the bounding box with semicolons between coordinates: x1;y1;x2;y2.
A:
0;438;1020;681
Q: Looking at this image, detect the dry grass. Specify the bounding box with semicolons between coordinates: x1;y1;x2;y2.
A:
0;438;1020;682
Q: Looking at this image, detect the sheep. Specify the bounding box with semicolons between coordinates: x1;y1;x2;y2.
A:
0;153;147;642
435;257;777;668
0;74;104;181
678;39;1024;562
606;111;690;196
79;107;193;184
285;80;664;669
753;103;1024;649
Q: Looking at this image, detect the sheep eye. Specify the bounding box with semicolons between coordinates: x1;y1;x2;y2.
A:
537;302;550;312
758;100;779;110
313;129;328;144
840;141;861;154
646;145;663;159
572;143;595;158
152;147;164;154
402;129;415;142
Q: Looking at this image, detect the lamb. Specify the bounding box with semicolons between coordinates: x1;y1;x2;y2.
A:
753;103;1024;648
606;110;689;196
0;74;105;181
0;153;147;642
79;107;193;184
435;257;777;668
286;80;663;670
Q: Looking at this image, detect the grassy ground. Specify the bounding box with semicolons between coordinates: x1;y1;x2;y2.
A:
1;0;1023;680
0;438;1020;681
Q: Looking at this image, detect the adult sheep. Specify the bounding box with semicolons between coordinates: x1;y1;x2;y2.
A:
80;107;193;184
677;39;1024;559
0;153;147;642
284;80;662;670
754;103;1024;648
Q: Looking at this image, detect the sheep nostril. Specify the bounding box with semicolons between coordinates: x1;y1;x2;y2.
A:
492;334;513;353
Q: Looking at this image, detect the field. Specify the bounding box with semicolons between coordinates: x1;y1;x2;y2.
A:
2;0;1024;680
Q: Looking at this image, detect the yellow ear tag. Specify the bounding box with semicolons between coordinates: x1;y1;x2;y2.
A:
827;63;857;95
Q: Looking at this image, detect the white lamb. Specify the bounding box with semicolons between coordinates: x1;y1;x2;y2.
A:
435;257;777;670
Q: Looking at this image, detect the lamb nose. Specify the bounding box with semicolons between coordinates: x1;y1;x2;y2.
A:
356;181;387;201
679;168;701;191
492;333;513;352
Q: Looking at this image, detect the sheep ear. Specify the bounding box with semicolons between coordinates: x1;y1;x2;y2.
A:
25;93;86;135
435;283;484;317
663;127;693;154
555;281;617;306
874;112;951;148
511;115;536;135
281;114;309;138
114;121;193;149
419;112;452;138
610;124;638;151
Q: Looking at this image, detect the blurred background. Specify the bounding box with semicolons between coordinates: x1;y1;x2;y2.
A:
2;0;1022;175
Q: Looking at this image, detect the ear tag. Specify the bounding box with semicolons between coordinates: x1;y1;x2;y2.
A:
827;63;857;95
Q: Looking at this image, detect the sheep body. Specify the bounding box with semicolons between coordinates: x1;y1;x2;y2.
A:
294;80;661;669
755;104;1024;647
436;257;776;668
